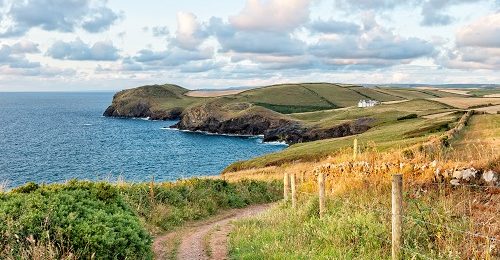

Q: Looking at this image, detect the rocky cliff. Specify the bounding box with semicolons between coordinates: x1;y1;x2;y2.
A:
103;84;197;120
105;84;375;144
172;101;373;144
103;101;183;120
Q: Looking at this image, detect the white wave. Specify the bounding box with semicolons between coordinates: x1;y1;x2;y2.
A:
163;127;274;140
83;123;93;126
258;139;289;146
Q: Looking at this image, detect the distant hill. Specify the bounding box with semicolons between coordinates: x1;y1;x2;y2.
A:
103;82;499;145
365;83;500;89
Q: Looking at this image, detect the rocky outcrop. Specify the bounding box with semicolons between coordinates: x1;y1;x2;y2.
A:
104;85;374;144
172;101;374;144
103;102;182;120
264;117;374;144
103;85;189;120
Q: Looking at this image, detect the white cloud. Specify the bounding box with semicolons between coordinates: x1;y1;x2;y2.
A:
309;19;361;34
440;12;500;70
420;0;478;26
47;39;120;61
172;12;207;50
0;41;40;68
309;18;435;69
229;0;312;32
456;12;500;48
0;0;120;37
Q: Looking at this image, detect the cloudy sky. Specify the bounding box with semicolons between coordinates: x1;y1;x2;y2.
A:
0;0;499;91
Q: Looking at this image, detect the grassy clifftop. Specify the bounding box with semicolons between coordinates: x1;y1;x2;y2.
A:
104;83;471;118
103;84;206;120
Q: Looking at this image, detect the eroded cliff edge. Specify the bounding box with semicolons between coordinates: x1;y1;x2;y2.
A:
171;100;373;144
103;84;201;120
104;84;374;144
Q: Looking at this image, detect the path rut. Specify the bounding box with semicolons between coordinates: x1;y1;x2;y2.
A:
153;204;271;260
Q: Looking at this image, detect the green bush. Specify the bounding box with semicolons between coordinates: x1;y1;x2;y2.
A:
0;178;282;258
397;113;418;121
0;181;152;259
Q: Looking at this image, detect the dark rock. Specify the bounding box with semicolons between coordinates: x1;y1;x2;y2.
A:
172;101;374;144
103;100;182;120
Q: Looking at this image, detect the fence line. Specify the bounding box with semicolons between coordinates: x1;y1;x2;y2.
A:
403;216;499;242
282;171;499;260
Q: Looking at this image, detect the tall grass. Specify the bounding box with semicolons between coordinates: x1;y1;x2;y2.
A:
230;174;498;259
228;115;499;259
0;178;282;259
118;178;282;234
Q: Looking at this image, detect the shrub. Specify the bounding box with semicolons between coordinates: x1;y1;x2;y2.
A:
397;113;418;121
0;181;152;259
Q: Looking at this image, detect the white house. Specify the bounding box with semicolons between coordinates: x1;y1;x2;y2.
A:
358;99;379;108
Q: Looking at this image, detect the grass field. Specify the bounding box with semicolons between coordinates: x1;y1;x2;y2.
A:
227;114;499;259
445;114;500;161
430;97;500;109
112;83;490;116
230;178;496;259
224;101;461;172
291;99;454;127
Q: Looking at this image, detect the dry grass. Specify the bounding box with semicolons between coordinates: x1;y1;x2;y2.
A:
446;114;500;161
474;104;500;114
422;111;456;119
185;89;246;97
228;133;499;258
2;238;77;260
430;97;500;108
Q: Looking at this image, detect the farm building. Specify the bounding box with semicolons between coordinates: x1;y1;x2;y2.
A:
358;99;379;108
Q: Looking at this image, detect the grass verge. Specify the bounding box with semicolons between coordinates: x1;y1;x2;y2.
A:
0;178;282;259
230;181;496;259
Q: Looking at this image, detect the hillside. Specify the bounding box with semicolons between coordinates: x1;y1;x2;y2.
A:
104;83;499;144
225;113;499;259
103;84;206;120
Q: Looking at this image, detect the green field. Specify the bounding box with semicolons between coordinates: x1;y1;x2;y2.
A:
111;83;479;116
467;88;500;97
224;102;461;172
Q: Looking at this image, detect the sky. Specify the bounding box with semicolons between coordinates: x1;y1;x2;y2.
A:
0;0;499;91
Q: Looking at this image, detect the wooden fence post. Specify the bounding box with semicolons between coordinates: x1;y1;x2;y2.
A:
291;173;297;209
284;172;290;202
392;174;403;260
301;171;305;184
318;172;325;218
353;138;358;160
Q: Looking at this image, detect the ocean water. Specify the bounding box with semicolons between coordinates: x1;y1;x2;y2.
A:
0;92;286;188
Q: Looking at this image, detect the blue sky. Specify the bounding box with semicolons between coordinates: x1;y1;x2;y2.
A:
0;0;499;91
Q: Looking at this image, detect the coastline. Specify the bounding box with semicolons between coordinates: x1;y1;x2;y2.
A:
162;126;289;146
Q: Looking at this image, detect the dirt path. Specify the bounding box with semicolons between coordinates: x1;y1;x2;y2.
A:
153;204;272;260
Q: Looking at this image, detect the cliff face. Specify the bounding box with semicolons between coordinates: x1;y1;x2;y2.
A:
103;84;194;120
172;101;374;144
172;102;299;136
104;84;375;144
103;101;183;120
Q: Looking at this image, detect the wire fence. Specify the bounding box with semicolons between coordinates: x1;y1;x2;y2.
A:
282;169;499;259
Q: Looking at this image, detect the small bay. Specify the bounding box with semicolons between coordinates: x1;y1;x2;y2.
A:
0;92;286;188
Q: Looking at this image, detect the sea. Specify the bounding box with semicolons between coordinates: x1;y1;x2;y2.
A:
0;92;286;188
